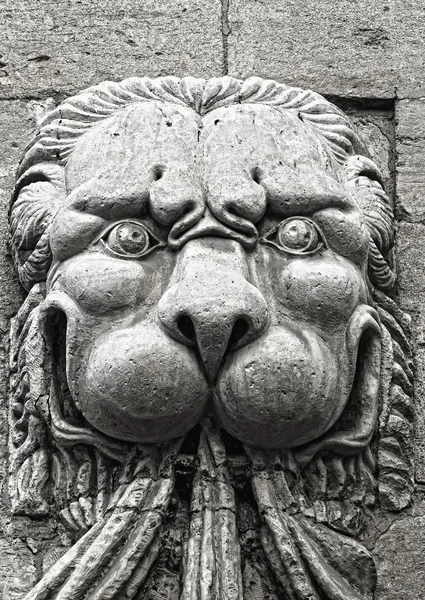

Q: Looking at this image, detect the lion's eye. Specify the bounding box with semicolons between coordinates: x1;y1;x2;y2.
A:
108;222;149;255
277;218;320;252
98;220;163;258
262;217;325;255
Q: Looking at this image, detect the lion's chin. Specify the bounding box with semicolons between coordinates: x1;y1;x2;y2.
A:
213;324;350;449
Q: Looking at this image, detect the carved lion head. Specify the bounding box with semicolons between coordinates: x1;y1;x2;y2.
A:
8;77;413;600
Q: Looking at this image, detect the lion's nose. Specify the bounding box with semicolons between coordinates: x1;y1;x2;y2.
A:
158;239;268;381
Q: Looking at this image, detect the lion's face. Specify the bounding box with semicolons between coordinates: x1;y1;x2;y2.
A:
43;101;379;448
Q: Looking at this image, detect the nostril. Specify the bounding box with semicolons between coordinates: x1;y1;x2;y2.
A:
153;165;164;181
251;166;261;184
227;318;249;352
177;315;197;344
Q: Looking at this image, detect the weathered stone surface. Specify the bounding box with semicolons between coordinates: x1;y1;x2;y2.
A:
348;110;394;200
414;348;425;483
396;99;425;221
375;516;425;599
227;0;395;98
0;0;423;592
6;76;409;599
396;222;425;483
391;0;425;99
0;0;223;99
0;540;36;599
227;0;425;99
397;222;425;305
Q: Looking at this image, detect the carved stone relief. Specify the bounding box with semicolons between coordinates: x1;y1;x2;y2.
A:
8;76;414;599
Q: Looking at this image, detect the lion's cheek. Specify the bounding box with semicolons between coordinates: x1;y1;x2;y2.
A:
271;254;367;329
67;323;209;443
214;325;349;449
52;254;160;315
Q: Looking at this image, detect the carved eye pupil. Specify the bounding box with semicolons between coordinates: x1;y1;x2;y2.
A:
107;222;149;255
277;218;319;252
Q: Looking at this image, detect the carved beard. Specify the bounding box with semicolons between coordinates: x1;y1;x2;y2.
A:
12;300;379;599
22;408;377;600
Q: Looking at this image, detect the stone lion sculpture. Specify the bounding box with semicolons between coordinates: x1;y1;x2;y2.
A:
8;76;414;599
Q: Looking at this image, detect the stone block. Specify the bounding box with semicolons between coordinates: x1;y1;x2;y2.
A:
0;0;223;99
396;222;425;307
227;0;425;99
391;0;425;99
348;109;394;200
395;222;425;482
227;0;395;98
414;347;425;483
375;516;425;599
396;99;425;220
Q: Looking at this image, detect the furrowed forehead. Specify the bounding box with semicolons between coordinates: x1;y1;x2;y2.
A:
65;101;201;192
202;104;341;179
64;101;342;193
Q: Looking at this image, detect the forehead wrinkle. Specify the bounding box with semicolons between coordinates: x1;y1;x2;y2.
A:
201;104;351;219
202;104;332;169
63;102;202;222
63;176;151;221
261;164;354;218
65;101;201;193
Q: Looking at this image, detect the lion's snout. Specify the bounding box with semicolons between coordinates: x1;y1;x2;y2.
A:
158;237;268;381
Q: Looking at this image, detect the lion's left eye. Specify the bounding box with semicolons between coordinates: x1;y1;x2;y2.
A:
98;220;163;258
262;217;325;255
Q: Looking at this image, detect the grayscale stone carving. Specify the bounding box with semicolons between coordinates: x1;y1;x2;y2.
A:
8;76;414;599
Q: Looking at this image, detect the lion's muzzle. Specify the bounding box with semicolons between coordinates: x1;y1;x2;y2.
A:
158;238;269;381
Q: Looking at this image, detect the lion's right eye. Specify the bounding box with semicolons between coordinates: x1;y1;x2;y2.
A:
107;222;149;255
97;220;163;259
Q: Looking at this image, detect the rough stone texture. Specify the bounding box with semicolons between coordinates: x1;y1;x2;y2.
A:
6;77;402;599
375;516;425;599
396;224;425;485
390;0;425;99
0;1;424;597
397;223;425;304
396;99;425;221
0;540;36;599
0;100;57;594
415;348;425;484
0;0;223;99
227;0;425;99
348;108;394;201
0;100;31;489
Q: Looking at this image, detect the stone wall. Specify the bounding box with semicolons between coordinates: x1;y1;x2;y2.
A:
0;1;424;598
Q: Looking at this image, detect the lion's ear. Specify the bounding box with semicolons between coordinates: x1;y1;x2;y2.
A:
343;154;395;292
10;163;66;290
